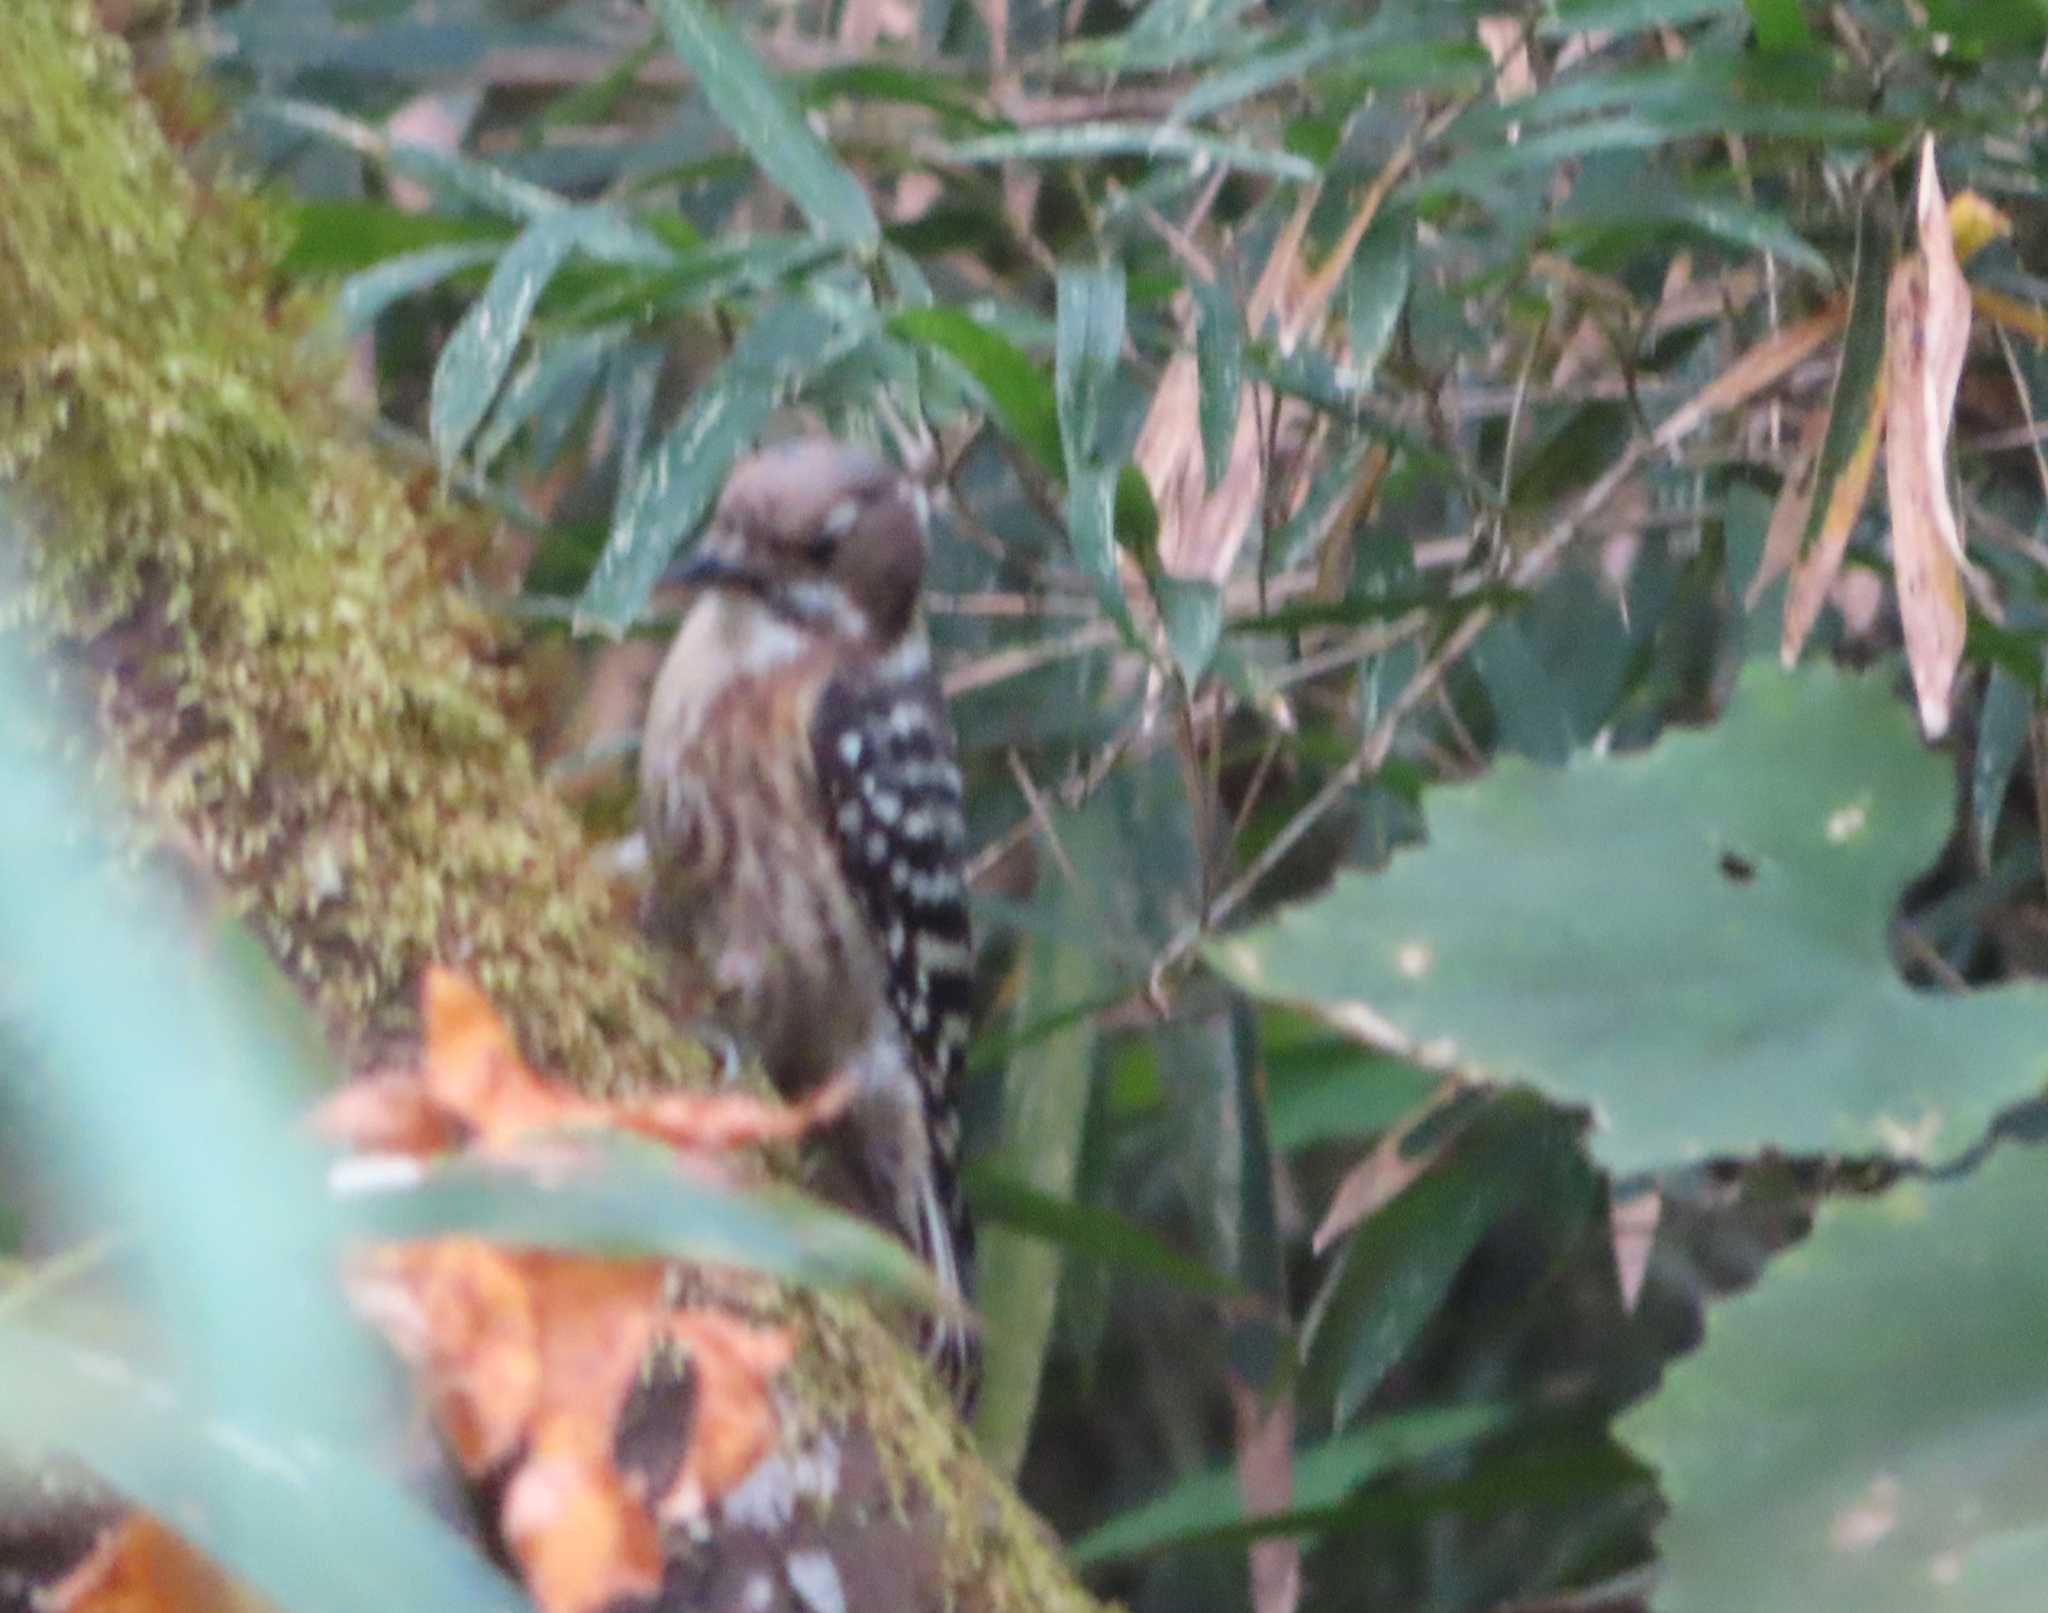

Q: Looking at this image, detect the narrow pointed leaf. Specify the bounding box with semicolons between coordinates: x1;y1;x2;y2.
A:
647;0;879;250
1193;275;1244;494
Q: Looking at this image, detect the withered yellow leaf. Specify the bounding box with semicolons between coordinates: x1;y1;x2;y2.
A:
1887;137;1974;739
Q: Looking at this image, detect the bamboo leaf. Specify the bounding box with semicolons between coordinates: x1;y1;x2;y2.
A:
646;0;880;250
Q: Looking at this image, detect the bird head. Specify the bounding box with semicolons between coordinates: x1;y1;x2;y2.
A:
669;438;931;651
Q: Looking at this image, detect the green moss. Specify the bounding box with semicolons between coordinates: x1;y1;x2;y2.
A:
0;0;692;1089
0;7;1104;1608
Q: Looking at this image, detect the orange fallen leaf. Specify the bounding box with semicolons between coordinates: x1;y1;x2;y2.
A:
1886;136;1975;739
344;1239;541;1473
47;1516;268;1613
317;969;812;1613
502;1419;664;1613
653;1310;798;1521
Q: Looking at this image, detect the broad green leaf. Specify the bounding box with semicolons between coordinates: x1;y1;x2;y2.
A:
1620;1145;2048;1610
1973;668;2029;857
577;301;875;634
1803;214;1892;554
891;307;1062;474
0;1321;530;1613
1072;1400;1512;1564
647;0;880;250
428;210;665;469
336;241;502;334
1193;274;1244;493
968;1167;1246;1299
1743;0;1814;49
340;1137;937;1301
1211;662;2048;1176
941;124;1316;183
1343;212;1412;392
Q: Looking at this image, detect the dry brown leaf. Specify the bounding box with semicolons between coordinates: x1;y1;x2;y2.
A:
317;967;848;1160
1780;381;1884;664
653;1310;799;1520
1745;403;1831;609
502;1420;664;1613
346;1239;542;1473
1311;1078;1466;1254
1650;306;1843;454
1886;137;1975;739
47;1516;270;1613
1477;16;1535;114
317;971;810;1613
1138;147;1415;591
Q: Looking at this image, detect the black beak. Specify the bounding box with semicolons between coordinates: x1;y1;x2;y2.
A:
662;550;765;596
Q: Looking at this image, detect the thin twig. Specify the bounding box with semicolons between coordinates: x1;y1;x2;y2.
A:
1152;604;1497;983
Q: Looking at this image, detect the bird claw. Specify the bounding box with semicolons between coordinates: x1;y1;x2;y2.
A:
687;1022;745;1085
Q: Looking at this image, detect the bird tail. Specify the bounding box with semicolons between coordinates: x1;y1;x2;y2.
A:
912;1166;981;1412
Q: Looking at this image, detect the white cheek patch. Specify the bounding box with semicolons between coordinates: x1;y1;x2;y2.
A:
821;497;863;539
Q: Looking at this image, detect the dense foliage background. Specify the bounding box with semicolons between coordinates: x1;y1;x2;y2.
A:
14;0;2048;1609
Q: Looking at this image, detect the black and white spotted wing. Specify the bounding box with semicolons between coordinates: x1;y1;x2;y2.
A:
810;659;976;1148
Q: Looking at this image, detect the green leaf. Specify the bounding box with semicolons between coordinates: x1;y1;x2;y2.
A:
428;209;665;470
646;0;880;250
336;242;503;334
891;307;1062;474
1211;662;2048;1176
1193;273;1243;493
1540;0;1743;32
340;1136;937;1301
1155;574;1225;685
577;300;875;634
0;1321;530;1613
940;124;1316;183
1803;213;1892;554
284;201;511;278
967;1167;1246;1299
1071;1400;1513;1564
1343;211;1412;392
473;327;626;470
1055;265;1136;629
1620;1145;2048;1609
1300;1099;1535;1426
1743;0;1814;50
1175;35;1488;123
1974;669;2030;858
973;923;1101;1476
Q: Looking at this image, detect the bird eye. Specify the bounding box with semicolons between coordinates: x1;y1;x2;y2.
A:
802;534;839;567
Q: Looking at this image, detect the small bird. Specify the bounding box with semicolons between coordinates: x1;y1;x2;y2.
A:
639;437;978;1403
